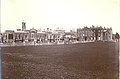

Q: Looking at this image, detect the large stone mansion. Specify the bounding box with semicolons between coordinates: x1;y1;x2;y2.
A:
0;21;119;44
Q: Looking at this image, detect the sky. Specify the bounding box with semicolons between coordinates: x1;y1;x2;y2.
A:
1;0;120;33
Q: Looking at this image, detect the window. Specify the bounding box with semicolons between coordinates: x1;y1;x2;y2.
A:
8;34;13;39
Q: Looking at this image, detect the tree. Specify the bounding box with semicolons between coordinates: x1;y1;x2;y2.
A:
115;32;119;42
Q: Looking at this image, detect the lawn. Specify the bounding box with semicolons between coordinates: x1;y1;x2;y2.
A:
1;41;119;79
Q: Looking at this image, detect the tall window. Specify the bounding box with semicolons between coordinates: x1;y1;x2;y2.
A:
31;33;34;38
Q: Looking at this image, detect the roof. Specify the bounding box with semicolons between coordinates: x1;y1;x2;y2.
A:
15;31;28;33
65;32;76;36
5;30;14;32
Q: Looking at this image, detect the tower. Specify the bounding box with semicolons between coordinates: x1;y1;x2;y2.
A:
22;21;26;31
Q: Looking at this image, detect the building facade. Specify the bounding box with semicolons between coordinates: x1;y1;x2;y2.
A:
77;25;113;42
0;21;117;44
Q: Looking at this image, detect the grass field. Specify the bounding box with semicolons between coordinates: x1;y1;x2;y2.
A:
1;41;119;79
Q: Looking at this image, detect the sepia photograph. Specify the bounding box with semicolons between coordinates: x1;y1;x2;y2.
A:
0;0;120;79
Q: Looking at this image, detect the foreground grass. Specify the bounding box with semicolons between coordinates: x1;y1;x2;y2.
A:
1;41;118;79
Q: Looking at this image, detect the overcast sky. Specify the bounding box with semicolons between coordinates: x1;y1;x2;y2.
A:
1;0;120;33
